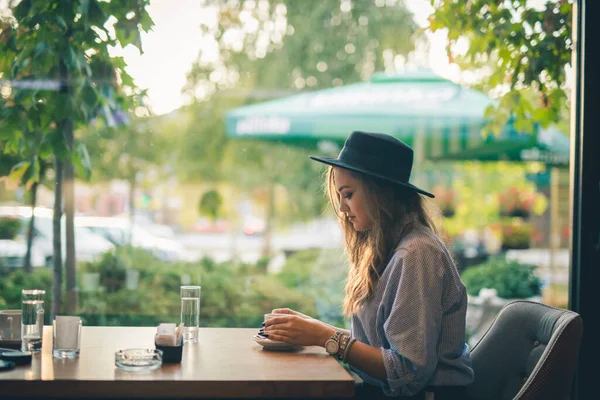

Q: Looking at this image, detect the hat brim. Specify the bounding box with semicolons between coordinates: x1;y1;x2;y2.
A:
309;156;435;198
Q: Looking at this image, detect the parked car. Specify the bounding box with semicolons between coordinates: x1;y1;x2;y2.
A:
243;217;266;236
138;221;176;239
0;206;115;266
75;216;186;262
113;213;177;239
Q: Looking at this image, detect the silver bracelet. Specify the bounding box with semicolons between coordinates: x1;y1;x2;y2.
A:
342;337;356;363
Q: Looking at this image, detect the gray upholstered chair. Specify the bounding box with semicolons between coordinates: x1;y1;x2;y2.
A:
467;300;583;400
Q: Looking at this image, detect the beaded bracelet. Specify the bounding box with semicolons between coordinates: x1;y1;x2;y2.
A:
337;334;350;361
342;337;356;363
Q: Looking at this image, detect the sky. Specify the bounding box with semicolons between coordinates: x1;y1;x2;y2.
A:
113;0;458;116
109;0;206;115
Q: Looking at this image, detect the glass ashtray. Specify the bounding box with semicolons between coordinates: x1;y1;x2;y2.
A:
115;348;163;372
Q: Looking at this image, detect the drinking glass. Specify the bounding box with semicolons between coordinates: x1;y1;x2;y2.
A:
180;286;200;342
53;316;82;359
21;289;45;352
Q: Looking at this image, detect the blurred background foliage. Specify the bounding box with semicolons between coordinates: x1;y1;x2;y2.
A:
0;247;345;328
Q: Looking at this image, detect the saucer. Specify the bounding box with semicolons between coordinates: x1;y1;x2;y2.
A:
251;335;301;351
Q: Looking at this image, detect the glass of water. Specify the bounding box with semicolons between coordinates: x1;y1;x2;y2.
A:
21;289;45;353
180;286;200;342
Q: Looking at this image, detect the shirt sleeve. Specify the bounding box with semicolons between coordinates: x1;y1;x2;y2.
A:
379;239;448;397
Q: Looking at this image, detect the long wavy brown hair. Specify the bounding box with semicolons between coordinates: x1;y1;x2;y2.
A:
326;166;441;316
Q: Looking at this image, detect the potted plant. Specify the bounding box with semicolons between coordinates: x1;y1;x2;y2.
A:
461;257;542;300
500;220;533;250
461;257;543;346
432;186;457;218
0;217;22;240
497;186;537;218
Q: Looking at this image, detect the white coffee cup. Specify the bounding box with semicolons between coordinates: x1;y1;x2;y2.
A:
264;313;281;322
0;310;22;340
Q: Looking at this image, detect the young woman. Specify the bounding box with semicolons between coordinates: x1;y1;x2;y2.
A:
263;131;474;399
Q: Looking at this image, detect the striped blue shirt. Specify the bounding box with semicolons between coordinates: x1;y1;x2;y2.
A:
350;223;474;397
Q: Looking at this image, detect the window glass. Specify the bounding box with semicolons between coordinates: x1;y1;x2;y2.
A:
0;1;573;343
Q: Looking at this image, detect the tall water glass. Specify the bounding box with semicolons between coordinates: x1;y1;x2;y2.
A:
180;286;200;342
21;289;45;352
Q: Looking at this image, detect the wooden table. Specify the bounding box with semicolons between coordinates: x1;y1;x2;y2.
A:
0;326;355;398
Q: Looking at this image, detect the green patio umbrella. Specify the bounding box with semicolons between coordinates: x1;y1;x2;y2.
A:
225;70;568;265
225;69;569;165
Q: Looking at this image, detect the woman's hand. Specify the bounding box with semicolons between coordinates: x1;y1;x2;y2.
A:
271;308;312;320
264;314;336;347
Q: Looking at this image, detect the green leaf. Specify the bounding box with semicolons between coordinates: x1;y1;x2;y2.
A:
9;161;30;183
28;13;44;29
39;141;53;159
64;47;80;71
25;158;41;186
491;121;502;136
110;56;127;70
78;0;90;17
533;108;548;124
514;118;526;133
77;50;92;77
48;127;69;159
55;15;68;31
33;40;49;62
521;119;534;134
14;88;32;105
27;118;36;133
10;137;20;154
83;62;92;78
139;10;154;32
54;0;75;24
14;0;32;19
73;142;93;180
114;20;143;53
78;0;94;30
119;70;135;87
6;32;17;52
87;0;109;28
80;81;100;110
55;94;73;121
13;43;33;75
483;104;495;120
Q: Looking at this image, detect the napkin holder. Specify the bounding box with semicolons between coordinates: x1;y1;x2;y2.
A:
155;340;183;363
154;323;183;363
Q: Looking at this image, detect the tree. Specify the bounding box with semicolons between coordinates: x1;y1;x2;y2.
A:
184;0;416;96
82;87;170;238
0;65;56;273
0;0;153;315
428;0;572;134
0;136;51;272
199;189;224;221
180;0;418;255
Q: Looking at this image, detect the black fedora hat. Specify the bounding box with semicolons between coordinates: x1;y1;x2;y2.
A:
309;131;435;198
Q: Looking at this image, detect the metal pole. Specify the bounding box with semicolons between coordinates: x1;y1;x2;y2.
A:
549;167;559;304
